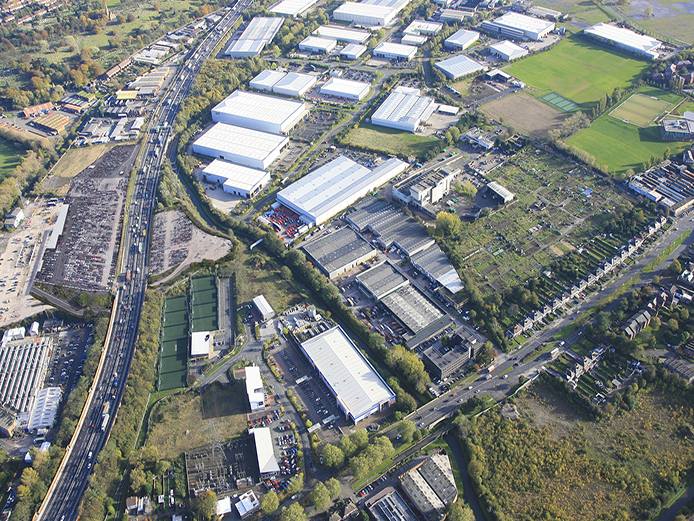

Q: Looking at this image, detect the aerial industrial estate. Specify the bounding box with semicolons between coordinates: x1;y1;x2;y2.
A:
0;0;692;519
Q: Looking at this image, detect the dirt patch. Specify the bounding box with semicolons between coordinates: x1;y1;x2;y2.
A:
482;93;566;139
549;245;566;256
561;240;576;251
149;209;234;284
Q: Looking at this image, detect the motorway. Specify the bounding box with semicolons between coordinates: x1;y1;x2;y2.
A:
35;4;252;520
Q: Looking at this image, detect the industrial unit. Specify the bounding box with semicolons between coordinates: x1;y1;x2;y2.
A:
583;23;662;60
225;17;284;57
313;25;370;43
434;54;485;79
270;0;319;16
320;77;371;100
253;295;276;321
399;453;458;521
381;285;445;334
211;90;310;134
250;69;287;91
481;12;555;40
190;331;212;359
411;243;464;294
488;40;528;61
0;336;52;415
245;366;266;412
444;28;480;50
272;72;318;97
392;168;458;209
487;181;514;203
276;156;408;226
372;41;418;61
340;43;369;60
192;123;289;170
302;227;377;278
371;86;436;132
299;36;338;54
249;427;280;477
299;325;396;423
401;34;428;46
356;262;409;300
202;160;271;198
333;2;399;26
403;19;443;35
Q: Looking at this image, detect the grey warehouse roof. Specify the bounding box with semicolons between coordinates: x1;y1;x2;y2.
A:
302;227;375;276
356;262;409;300
434;54;485;79
381;285;444;334
410;244;464;294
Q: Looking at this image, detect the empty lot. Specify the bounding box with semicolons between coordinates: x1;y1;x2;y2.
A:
482;93;566;139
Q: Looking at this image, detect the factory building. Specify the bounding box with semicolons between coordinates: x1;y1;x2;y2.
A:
340;43;369;60
488;40;528;61
270;0;319;16
250;427;280;477
313;25;370;43
253;295;275;321
225;17;284;57
411;243;464;294
403;19;443;35
299;36;337;54
202;160;271;198
487;181;514;203
299;325;396;423
356;262;409;300
276;156;407;226
373;42;418;61
250;69;287;92
481;12;555;40
192;123;289;170
392;168;458;208
320;77;371;100
434;54;485;80
444;28;480;50
584;23;662;60
302;227;377;279
272;72;318;97
333;2;399;26
371;86;436;132
211;90;311;134
402;34;428;46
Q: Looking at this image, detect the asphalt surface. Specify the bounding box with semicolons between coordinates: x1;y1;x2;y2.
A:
35;5;251;520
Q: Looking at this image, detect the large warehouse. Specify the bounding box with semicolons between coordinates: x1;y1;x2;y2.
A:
302;227;376;278
250;69;287;91
333;2;398;26
272;72;318;97
444;29;480;50
225;17;284;57
270;0;319;16
320;77;371;100
211;90;310;134
276;155;408;226
434;54;484;80
583;23;662;60
381;285;445;334
202;159;271;198
488;40;528;61
298;36;337;54
371;86;436;132
299;325;396;423
340;43;369;60
192;123;289;170
313;25;370;43
481;12;554;40
373;42;417;61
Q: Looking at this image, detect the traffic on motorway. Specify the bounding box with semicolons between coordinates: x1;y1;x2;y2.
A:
36;3;253;519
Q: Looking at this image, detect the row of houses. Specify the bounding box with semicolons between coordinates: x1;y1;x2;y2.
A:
508;215;668;338
563;345;607;387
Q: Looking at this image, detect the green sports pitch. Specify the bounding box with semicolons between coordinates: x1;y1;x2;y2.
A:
159;296;189;391
609;93;671;127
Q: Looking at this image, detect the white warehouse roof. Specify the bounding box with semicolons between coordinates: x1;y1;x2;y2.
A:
340;43;368;59
271;0;319;16
250;427;280;474
190;331;211;357
299;36;337;53
313;25;370;43
300;326;395;422
403;19;443;35
225;17;284;57
28;387;62;431
253;295;275;318
277;155;407;226
373;42;417;60
203;160;270;195
402;34;427;46
435;54;485;79
489;40;528;60
444;29;480;50
371;86;436;132
225;39;267;58
47;203;69;249
250;69;287;91
245;365;265;411
584;23;661;58
192;123;289;170
333;2;398;26
211;90;310;134
320;77;371;100
273;72;318;97
483;12;554;40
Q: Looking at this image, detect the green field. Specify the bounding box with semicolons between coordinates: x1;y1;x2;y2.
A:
190;275;218;332
160;296;189;391
566;87;689;174
0;139;22;179
609;92;671;127
343;122;440;160
504;35;651;109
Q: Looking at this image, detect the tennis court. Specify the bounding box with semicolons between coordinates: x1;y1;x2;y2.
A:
609;92;671;127
159;295;189;391
542;92;580;112
191;275;218;332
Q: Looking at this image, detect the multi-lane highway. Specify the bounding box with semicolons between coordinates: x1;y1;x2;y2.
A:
36;4;251;520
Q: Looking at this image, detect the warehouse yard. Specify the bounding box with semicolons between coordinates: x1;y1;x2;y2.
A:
482;93;566;139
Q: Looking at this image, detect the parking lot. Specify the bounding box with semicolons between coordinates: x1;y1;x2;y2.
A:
45;324;93;393
291;110;339;142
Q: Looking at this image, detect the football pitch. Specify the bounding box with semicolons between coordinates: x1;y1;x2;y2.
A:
609;93;671;127
190;275;218;332
159;295;189;391
504;35;650;108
